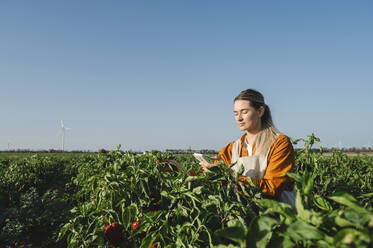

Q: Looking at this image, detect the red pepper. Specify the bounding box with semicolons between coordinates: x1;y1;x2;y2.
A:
131;221;139;230
104;224;111;234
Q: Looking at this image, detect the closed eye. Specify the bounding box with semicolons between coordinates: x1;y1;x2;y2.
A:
234;109;249;115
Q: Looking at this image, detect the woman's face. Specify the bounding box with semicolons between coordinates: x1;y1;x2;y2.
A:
234;100;264;132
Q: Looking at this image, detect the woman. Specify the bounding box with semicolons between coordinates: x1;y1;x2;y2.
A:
200;89;296;207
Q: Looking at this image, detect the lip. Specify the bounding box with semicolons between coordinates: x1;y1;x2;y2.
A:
238;123;245;126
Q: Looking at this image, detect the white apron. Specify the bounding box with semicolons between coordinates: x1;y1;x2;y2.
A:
230;137;297;210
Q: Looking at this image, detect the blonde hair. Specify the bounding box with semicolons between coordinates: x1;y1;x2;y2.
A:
234;89;281;156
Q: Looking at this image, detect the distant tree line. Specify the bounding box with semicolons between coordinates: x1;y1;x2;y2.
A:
0;149;93;154
294;147;373;153
0;148;219;154
164;149;218;154
1;147;372;154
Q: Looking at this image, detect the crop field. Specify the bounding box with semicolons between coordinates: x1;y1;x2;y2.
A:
0;135;372;248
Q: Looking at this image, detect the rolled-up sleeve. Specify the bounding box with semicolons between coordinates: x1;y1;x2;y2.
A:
215;141;234;165
251;135;295;198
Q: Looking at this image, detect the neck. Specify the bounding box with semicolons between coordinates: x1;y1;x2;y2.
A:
245;125;261;144
245;131;258;144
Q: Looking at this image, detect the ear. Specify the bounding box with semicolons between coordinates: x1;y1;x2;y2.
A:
258;106;265;118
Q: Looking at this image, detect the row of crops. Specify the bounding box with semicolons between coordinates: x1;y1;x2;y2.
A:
0;135;372;247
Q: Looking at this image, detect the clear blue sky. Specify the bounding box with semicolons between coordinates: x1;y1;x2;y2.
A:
1;1;372;151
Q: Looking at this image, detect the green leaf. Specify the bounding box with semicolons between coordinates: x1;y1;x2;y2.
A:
192;186;203;195
256;199;296;221
313;195;332;211
285;219;324;241
334;215;355;228
122;204;137;229
184;175;204;183
214;245;240;248
295;189;305;213
285;172;302;183
247;216;278;248
343;209;371;228
57;222;72;241
329;192;372;214
315;240;330;248
302;171;314;196
70;207;78;214
160;190;175;200
329;192;359;205
268;233;295;248
358;192;373;198
296;191;324;227
140;233;157;248
215;224;246;245
184;191;200;203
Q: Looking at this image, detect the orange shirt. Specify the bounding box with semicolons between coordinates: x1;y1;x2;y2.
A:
217;133;295;199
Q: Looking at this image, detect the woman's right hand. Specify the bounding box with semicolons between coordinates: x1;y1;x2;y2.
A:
199;160;216;173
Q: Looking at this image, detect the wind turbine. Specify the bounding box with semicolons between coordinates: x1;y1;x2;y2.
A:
338;141;343;150
368;141;372;149
60;120;71;151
